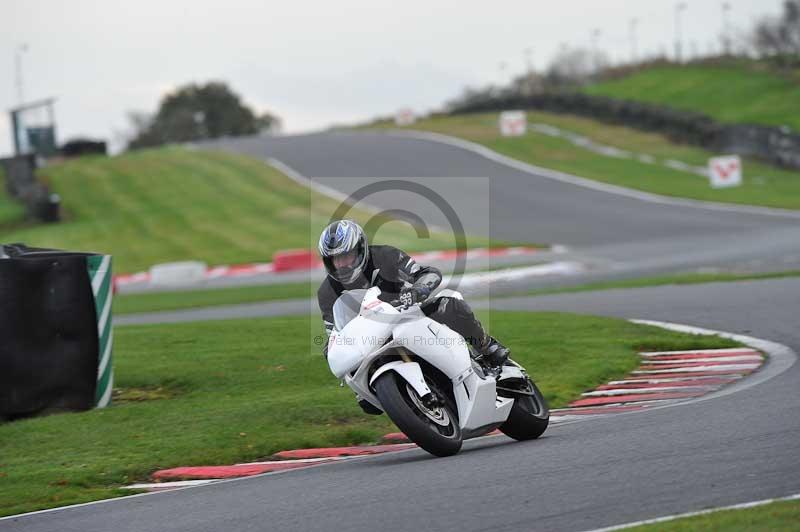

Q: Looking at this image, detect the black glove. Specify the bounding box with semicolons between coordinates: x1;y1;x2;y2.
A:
322;342;329;360
398;285;431;308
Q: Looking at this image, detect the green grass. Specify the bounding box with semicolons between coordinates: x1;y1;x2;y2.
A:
584;63;800;131
625;498;800;531
114;282;316;314
0;311;739;516
516;269;800;298
0;147;493;274
367;112;800;210
113;268;800;316
0;168;26;226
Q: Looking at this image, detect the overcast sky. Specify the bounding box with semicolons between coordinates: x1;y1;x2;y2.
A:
0;0;785;156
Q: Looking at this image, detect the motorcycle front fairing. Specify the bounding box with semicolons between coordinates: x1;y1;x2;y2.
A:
328;314;394;378
392;316;514;432
327;288;398;379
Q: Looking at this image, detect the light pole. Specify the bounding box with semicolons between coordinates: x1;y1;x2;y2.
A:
674;2;688;63
15;43;29;105
591;28;602;74
722;2;732;56
497;61;507;93
524;47;533;76
523;47;534;94
629;18;639;64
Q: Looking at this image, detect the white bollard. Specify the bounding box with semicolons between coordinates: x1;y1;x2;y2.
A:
149;261;208;286
499;111;527;137
708;155;742;188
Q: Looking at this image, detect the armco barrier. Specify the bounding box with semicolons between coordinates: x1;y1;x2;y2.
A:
0;244;114;420
273;249;319;272
0;155;61;222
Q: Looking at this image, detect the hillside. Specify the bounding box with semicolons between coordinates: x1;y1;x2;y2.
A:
365;111;800;210
0;169;25;226
0;148;473;273
584;62;800;131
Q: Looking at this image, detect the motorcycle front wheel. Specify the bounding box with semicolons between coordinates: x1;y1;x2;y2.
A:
373;372;462;457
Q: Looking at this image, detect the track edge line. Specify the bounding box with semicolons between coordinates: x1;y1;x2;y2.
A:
580;492;800;532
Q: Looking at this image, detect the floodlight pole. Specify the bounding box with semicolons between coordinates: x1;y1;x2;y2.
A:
15;44;28;105
630;18;639;64
11;110;21;155
523;47;535;93
674;3;687;63
722;2;732;56
497;61;507;92
591;28;602;74
524;47;533;77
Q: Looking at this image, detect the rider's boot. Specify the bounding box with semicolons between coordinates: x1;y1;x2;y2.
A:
477;336;510;368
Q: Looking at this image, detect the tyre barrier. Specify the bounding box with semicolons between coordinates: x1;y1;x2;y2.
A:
272;249;320;272
113;246;543;290
0;155;62;223
0;244;114;420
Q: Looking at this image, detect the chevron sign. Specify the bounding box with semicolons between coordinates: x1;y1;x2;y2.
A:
708;155;742;188
499;111;527;137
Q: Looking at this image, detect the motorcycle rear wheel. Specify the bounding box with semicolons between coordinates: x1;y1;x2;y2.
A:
499;377;549;441
374;372;462;457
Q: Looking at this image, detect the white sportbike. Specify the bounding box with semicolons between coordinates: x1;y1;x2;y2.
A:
327;287;549;457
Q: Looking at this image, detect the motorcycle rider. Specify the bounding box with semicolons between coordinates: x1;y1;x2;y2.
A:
317;220;510;414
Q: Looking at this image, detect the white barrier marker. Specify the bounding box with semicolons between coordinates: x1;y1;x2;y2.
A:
149;261;208;286
709;155;742;188
395;108;416;126
499;111;527;137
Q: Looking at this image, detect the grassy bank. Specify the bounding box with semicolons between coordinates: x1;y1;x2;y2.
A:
0;168;25;226
585;62;800;131
0;148;488;274
627;497;800;531
113;269;800;316
367;112;800;210
0;311;739;516
0;195;24;227
114;282;316;314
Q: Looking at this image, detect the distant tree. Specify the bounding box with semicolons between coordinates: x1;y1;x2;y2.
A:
544;47;609;89
444;85;497;112
506;71;547;96
255;111;280;134
127;82;277;150
752;0;800;65
125;111;158;148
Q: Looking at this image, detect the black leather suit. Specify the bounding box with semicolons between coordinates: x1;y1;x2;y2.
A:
317;245;487;349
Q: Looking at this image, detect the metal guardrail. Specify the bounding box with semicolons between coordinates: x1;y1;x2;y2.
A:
0;155;60;222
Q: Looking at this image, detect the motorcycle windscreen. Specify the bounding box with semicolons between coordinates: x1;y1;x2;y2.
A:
332;289;369;331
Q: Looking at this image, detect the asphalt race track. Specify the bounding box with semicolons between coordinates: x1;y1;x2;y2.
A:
6;131;799;531
199;131;800;296
208;131;800;274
